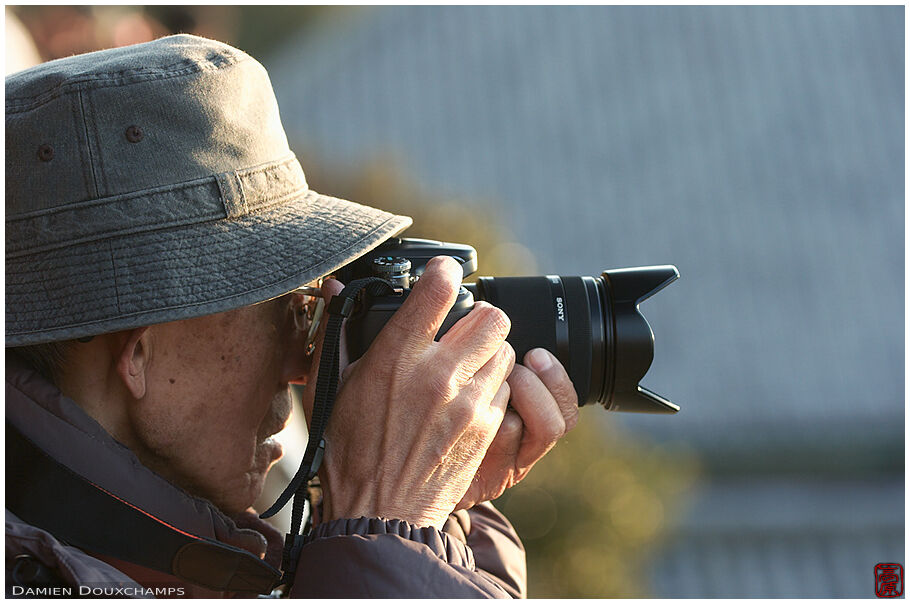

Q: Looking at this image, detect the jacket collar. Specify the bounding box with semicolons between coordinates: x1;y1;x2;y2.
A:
5;353;262;549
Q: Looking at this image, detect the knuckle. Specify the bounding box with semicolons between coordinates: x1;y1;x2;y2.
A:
418;276;458;313
425;257;461;289
447;398;477;431
498;341;516;369
428;367;460;401
540;366;578;408
546;414;567;442
563;405;580;432
426;254;460;274
561;382;579;408
507;364;535;392
473;302;511;340
452;362;476;386
498;411;523;442
498;380;512;404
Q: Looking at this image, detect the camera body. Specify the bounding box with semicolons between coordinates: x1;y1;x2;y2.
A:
336;238;476;361
336;237;679;414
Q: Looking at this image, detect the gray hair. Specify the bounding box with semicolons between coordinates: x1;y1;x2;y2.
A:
12;341;73;385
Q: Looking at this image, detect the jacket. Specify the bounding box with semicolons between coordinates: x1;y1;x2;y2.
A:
5;354;526;597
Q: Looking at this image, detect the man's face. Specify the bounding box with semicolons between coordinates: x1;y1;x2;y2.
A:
125;294;309;516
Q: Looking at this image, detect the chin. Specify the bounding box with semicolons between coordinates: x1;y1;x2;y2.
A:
219;482;265;518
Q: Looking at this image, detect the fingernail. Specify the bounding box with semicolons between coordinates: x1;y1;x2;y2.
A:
526;348;553;373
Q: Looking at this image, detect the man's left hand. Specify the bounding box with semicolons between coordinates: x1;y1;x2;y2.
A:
455;348;579;510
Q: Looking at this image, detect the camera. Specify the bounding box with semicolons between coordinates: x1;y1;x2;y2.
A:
334;237;679;413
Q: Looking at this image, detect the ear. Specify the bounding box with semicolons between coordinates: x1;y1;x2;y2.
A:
115;327;151;400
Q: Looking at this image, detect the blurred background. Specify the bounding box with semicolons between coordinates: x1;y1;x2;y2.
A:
7;6;904;598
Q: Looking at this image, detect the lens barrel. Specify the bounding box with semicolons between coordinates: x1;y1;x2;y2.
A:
468;266;679;413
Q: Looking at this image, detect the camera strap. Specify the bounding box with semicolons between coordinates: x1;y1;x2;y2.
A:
260;276;396;589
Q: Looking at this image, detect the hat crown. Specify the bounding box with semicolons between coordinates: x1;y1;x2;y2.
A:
6;35;411;347
6;34;293;218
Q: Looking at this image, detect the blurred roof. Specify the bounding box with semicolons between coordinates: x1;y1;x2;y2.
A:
265;6;904;462
650;477;904;597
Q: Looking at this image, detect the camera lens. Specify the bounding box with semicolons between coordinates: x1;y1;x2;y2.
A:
467;266;679;413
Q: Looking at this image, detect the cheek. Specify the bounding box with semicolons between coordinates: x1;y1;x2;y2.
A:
140;335;278;458
129;305;293;512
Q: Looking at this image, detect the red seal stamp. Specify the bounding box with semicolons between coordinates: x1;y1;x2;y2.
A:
875;563;903;598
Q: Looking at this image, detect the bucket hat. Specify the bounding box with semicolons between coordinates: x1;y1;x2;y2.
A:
6;35;411;346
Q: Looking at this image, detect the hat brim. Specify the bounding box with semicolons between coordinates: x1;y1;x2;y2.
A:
6;191;411;346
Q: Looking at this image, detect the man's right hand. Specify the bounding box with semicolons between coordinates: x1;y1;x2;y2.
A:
309;256;515;528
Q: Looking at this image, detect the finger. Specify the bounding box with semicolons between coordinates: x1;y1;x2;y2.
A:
373;256;463;352
524;348;579;432
486;409;522;460
468;341;516;411
321;277;345;300
454;409;521;512
438;301;511;377
470;408;523;496
506;364;566;468
489;371;513;415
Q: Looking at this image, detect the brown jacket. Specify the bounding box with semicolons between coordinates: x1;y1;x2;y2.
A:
5;355;526;597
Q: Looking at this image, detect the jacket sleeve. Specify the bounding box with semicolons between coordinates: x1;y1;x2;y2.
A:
444;502;527;598
288;504;525;598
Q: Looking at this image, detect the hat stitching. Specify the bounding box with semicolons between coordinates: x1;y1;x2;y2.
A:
7;183;224;257
7;215;407;339
239;161;310;202
7;200;397;300
230;154;303;184
7;182;308;258
63;88;94;198
215;170;248;219
76;89;101;198
6;183;316;263
110;214;387;294
7;178;304;255
8;248;404;340
85;87;109;196
108;239;123;315
6;155;300;221
232;184;303;211
6;54;247;114
7;175;218;221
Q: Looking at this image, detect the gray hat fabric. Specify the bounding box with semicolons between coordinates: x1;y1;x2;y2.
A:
6;35;411;346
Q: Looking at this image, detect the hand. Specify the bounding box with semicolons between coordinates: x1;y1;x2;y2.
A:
302;256;515;528
455;348;579;510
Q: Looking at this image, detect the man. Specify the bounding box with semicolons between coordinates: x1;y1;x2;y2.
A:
6;35;577;597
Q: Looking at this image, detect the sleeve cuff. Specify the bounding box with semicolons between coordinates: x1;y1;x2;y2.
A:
304;516;476;570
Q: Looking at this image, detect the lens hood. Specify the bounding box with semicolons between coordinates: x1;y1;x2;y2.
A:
601;266;680;413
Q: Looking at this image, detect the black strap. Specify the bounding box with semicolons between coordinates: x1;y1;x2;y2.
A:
6;422;282;594
260;277;396;587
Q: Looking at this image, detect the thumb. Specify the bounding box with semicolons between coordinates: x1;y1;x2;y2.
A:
371;256;462;353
